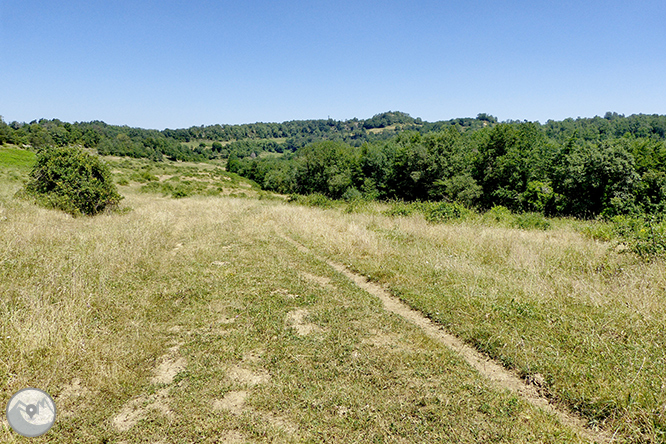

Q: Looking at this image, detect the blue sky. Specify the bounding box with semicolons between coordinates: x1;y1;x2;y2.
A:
1;0;665;129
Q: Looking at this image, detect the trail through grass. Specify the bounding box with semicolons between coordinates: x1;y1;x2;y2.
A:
2;151;663;442
1;193;585;442
267;203;666;443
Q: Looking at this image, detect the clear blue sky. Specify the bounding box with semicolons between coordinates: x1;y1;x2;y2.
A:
1;0;665;129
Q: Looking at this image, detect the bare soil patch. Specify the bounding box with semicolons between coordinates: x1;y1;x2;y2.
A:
57;378;91;418
151;344;186;385
300;271;334;289
286;309;323;336
112;388;172;432
227;365;271;386
213;390;248;414
218;430;246;443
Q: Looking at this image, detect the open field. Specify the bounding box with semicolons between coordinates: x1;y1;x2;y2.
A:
1;148;664;443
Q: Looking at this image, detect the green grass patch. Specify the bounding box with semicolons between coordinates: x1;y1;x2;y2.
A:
0;145;36;169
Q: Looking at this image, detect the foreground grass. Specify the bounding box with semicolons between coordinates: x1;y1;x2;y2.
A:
267;202;666;443
2;150;662;442
1;183;585;441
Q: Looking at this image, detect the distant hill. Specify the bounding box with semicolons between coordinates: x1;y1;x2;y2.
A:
0;111;499;161
2;111;666;165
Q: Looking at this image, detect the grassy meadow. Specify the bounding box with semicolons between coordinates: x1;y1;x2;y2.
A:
0;146;664;443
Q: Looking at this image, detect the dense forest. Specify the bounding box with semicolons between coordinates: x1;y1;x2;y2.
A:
229;113;666;219
2;111;666;218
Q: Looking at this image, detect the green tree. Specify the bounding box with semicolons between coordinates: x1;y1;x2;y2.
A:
294;141;356;198
551;139;639;216
473;123;553;211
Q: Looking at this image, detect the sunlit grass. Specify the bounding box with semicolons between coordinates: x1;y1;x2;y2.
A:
0;175;584;442
269;201;666;442
2;151;663;442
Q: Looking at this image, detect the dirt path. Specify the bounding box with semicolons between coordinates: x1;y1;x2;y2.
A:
282;235;613;444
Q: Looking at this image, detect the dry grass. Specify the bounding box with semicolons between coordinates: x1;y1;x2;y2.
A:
0;187;583;442
2;151;663;442
264;202;666;442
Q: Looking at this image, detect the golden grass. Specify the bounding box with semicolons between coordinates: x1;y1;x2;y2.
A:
2;152;664;442
0;187;589;442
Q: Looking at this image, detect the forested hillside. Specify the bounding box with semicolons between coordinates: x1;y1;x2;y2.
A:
2;111;666;218
0;111;431;161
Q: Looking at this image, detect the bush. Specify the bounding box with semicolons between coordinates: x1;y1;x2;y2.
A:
171;184;191;199
418;201;471;223
24;146;123;216
514;212;551;230
341;187;362;202
612;216;666;260
383;201;416;217
483;205;513;225
344;198;369;214
580;221;615;242
130;170;158;183
288;193;335;208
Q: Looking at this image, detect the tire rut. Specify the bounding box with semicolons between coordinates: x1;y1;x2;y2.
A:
281;235;612;444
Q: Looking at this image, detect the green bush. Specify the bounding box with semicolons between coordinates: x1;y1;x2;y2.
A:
418;201;471;223
139;181;165;194
612;216;666;260
341;187;362;202
296;193;334;208
514;212;551;230
383;201;415;217
344;198;369;214
580;221;615;242
24;146;123;216
130;170;158;183
171;184;192;198
483;205;514;225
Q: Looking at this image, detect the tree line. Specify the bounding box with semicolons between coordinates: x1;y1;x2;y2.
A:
0;112;496;161
229;114;666;219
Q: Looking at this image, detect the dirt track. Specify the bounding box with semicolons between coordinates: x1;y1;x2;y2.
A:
282;235;613;444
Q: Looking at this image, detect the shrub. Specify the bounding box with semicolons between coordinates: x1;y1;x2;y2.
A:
580;221;615;242
341;187;362;202
24;146;123;216
286;193;335;208
612;215;666;260
344;198;369;214
130;170;158;183
514;212;551;230
483;205;514;225
299;193;334;208
383;201;415;217
171;185;191;198
419;201;471;223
